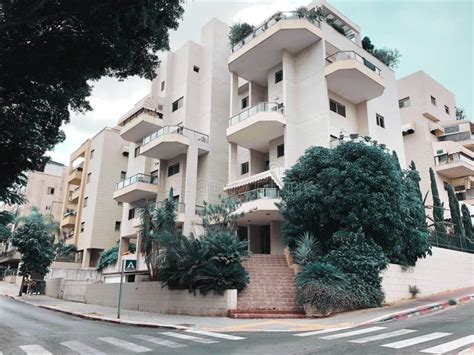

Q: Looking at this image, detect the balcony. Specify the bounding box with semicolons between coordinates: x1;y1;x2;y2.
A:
119;108;164;143
113;173;158;203
229;11;323;86
69;187;80;203
230;188;284;224
140;126;209;160
435;153;474;179
67;168;83;185
61;212;76;228
227;102;285;152
325;51;386;104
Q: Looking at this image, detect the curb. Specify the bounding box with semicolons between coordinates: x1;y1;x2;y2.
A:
358;294;474;326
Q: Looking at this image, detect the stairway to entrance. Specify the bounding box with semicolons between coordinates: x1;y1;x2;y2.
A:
230;254;304;318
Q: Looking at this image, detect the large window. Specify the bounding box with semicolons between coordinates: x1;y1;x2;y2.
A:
241;96;249;109
241;162;249;175
376;113;385;128
329;99;346;117
168;163;180;177
114;221;121;232
275;69;283;83
398;97;411;109
277;144;285;158
128;208;135;220
172;97;184;112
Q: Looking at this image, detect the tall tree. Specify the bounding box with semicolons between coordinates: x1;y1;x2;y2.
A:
409;161;424;201
0;0;184;204
429;168;447;242
461;204;473;251
447;185;465;248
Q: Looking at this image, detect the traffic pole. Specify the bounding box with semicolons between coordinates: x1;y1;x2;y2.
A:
117;260;124;319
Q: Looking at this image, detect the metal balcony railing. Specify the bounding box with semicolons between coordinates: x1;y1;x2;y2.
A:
121;107;163;127
435;153;474;168
229;102;283;127
116;173;158;190
231;188;281;204
231;11;320;52
326;50;382;76
142;125;209;146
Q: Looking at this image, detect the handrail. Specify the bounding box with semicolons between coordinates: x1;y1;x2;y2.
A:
116;173;158;190
231;11;320;52
326;50;382;76
229;102;283;127
230;188;281;204
142;125;209;146
121;107;163;127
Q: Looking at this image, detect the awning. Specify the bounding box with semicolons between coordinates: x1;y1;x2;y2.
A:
429;122;444;135
224;168;285;191
118;95;162;126
401;122;415;135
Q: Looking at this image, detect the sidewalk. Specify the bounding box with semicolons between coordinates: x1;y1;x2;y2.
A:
0;281;472;332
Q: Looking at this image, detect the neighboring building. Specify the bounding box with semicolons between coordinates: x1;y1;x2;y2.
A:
0;161;67;269
224;0;406;255
112;19;230;275
60;127;129;269
398;70;474;217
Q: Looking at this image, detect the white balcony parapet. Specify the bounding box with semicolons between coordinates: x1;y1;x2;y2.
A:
231;187;281;204
326;50;381;76
113;173;159;203
116;173;158;190
229;102;283;127
142;125;209;146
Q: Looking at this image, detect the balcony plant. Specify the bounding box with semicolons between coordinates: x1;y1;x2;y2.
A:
228;23;254;48
362;36;401;69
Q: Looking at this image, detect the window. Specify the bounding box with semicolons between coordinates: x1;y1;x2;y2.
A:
47;187;55;195
161;81;165;91
241;162;249;175
114;221;121;232
83;197;88;208
128;208;135;220
120;171;127;180
329;99;346;117
90;149;95;159
376;113;385;128
275;69;283;83
45;206;51;211
150;169;159;184
172;97;184;112
87;173;91;183
398;97;411;109
117;201;123;206
431;96;437;106
444;105;450;114
80;222;85;233
277;144;285;158
193;65;200;73
444;125;460;134
241;96;249;109
168;163;180;177
134;146;140;158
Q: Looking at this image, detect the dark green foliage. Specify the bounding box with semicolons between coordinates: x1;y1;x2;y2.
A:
409;285;420;298
228;23;254;48
461;204;473;241
201;195;242;233
326;18;346;35
361;36;401;68
97;244;119;271
54;239;77;261
409;161;424;201
0;0;184;204
429;168;448;241
362;36;375;53
456;107;466;120
0;211;14;243
447;185;465;241
291;232;322;266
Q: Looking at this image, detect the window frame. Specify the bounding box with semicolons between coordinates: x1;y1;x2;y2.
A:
90;149;95;159
431;95;437;106
241;162;249;175
277;144;285;158
241;96;249;109
47;187;55;195
80;222;85;233
83;196;88;208
87;172;91;183
114;221;121;232
444;105;450;114
167;162;180;177
134;146;140;158
161;81;165;91
193;65;200;73
398;97;411;109
128;208;135;220
172;97;184;112
376;113;385;128
329;99;346;117
275;69;283;84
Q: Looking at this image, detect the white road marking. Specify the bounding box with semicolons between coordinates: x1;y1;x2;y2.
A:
186;330;245;340
19;345;52;355
421;335;474;354
294;326;354;337
350;329;417;343
132;334;187;349
382;332;451;349
98;337;152;352
160;331;219;344
320;326;386;340
60;341;106;355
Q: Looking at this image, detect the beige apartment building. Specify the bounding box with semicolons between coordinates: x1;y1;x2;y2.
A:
112;19;230;274
224;0;406;254
60;127;129;268
398;71;473;216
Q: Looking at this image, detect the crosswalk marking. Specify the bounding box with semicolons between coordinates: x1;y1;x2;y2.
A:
294;326;354;337
60;341;106;355
320;326;386;340
186;330;246;340
132;334;187;349
350;329;418;344
19;345;52;355
98;337;152;352
421;335;474;354
382;332;451;349
160;331;219;344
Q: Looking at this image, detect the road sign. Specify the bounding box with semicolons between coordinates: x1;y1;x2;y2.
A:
124;260;136;271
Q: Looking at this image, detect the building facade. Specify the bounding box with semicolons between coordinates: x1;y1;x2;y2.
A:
60;127;129;268
398;70;473;217
224;0;407;255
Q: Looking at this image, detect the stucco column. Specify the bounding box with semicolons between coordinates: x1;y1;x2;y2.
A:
183;144;199;236
228;143;238;182
81;248;91;268
230;72;239;117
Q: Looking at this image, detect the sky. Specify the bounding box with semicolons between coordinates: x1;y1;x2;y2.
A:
49;0;473;164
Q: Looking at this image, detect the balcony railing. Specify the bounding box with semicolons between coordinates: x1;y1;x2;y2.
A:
116;173;158;190
435;153;474;167
229;102;283;127
142;125;209;146
63;209;76;218
231;11;320;52
121;107;163;127
231;188;281;204
326;51;381;76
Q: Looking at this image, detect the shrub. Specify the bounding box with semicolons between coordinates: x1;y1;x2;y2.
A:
408;285;420;298
448;298;457;306
291;232;321;266
97;244;119;271
228;23;254;48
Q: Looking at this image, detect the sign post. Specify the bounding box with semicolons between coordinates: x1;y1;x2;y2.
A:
117;259;136;319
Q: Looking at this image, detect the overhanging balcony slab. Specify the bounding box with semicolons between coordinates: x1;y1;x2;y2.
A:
120;113;164;143
67;170;82;185
435;162;474;179
140;134;190;160
227;111;286;152
61;215;76;228
113;182;158;204
235;199;284;225
325;60;385;104
229;19;322;86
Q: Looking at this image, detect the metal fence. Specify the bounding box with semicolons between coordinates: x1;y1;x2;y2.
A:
326;50;382;76
228;102;283;127
142;125;209;146
116;173;158;190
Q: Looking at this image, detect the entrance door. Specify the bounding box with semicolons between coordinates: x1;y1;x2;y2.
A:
260;225;271;254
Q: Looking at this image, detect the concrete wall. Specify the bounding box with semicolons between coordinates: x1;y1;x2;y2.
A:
84;282;237;316
382;247;474;303
46;267;101;282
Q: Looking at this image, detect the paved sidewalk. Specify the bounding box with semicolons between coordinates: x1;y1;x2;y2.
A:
0;281;472;332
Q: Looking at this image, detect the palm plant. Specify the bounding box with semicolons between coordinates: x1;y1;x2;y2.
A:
291;232;321;266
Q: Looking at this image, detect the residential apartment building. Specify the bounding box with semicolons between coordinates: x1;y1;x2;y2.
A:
398;71;474;216
60;127;129;268
113;19;230;273
224;0;406;255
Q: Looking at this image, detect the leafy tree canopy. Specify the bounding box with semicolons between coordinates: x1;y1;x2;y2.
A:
228;22;254;48
0;0;184;203
455;107;467;120
362;36;401;69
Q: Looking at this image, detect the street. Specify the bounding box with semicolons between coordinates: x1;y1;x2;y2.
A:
1;296;473;354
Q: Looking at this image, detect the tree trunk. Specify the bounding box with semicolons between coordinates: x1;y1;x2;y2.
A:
18;275;25;297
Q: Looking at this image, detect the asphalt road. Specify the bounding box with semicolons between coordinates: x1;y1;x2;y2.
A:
0;296;473;354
